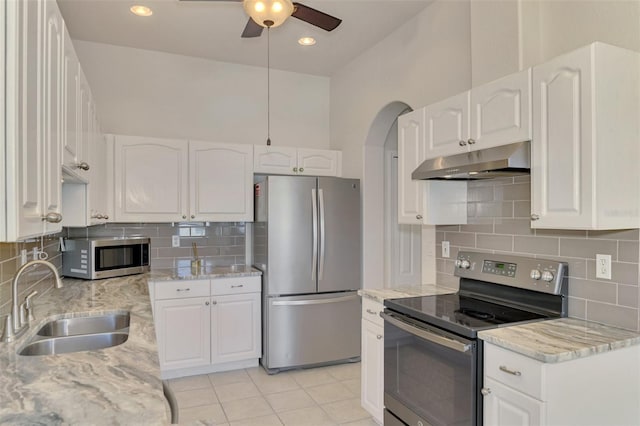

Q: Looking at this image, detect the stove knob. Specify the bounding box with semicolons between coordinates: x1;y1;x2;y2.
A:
541;271;555;282
454;259;462;268
460;260;471;269
530;269;542;280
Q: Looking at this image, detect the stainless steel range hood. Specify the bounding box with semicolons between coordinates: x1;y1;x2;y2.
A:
412;141;530;180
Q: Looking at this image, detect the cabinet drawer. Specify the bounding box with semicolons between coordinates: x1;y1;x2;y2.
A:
154;279;210;300
212;276;261;295
484;343;544;400
362;297;384;327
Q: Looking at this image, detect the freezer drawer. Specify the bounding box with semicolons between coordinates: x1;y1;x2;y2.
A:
264;291;361;371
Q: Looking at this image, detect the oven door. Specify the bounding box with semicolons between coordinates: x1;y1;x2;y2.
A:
382;310;479;426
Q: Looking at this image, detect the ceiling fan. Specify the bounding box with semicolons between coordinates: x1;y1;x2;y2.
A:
184;0;342;38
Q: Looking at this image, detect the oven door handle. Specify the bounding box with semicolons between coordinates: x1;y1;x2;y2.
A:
381;312;471;353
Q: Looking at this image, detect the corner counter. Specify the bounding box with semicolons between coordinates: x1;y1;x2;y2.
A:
358;283;456;303
0;274;169;424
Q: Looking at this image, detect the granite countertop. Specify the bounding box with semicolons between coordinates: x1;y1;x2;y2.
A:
149;265;262;281
0;275;169;425
478;317;640;364
358;283;456;303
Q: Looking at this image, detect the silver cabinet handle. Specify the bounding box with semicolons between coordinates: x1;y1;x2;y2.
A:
530;214;540;221
273;295;359;306
104;215;109;220
459;140;467;146
481;388;491;396
299;167;304;172
211;300;217;305
499;365;522;376
42;212;62;223
176;288;190;292
365;309;378;315
182;215;187;219
468;138;476;145
205;301;210;306
75;162;90;171
191;215;195;219
231;284;244;288
293;167;298;173
376;334;383;340
416;214;423;220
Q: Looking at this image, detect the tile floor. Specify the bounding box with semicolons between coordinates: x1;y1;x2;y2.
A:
167;362;377;426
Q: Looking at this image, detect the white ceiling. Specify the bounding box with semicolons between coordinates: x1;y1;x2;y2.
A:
57;0;433;76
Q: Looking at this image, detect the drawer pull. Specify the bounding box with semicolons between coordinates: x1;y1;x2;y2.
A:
481;387;491;396
499;365;522;376
376;334;383;340
176;288;191;292
231;284;244;288
366;309;378;315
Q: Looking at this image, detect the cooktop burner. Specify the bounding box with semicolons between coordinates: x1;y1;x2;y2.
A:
384;293;553;338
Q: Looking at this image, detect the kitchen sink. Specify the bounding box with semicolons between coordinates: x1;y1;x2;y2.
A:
36;313;130;337
19;332;129;356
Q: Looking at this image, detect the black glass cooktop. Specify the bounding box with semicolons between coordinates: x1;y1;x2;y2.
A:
384;293;553;338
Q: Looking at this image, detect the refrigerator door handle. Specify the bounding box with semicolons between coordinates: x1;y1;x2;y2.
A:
312;188;318;281
272;294;359;306
319;188;326;280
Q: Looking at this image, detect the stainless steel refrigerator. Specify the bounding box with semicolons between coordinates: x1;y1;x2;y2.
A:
253;175;361;373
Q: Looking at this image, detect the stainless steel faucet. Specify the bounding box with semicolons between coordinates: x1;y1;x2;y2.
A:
1;260;63;342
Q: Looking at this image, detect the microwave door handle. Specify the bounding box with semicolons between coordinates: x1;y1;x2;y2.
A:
312;188;318;281
380;312;471;353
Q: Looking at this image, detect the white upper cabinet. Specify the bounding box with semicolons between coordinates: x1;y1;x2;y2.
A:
254;145;342;176
189;141;253;222
423;69;531;160
62;27;80;172
114;136;189;222
531;43;640;229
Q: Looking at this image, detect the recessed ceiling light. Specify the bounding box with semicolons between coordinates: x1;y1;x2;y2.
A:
130;5;153;17
298;37;316;46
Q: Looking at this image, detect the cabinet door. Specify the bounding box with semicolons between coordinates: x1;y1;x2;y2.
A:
471;69;531;150
62;28;79;170
114;136;188;222
88;134;108;223
211;292;261;364
155;297;211;371
253;145;298;175
483;378;545;426
531;48;593;229
42;0;64;235
77;69;92;176
297;148;341;177
423;92;470;159
397;109;424;225
189;141;253;222
361;320;384;424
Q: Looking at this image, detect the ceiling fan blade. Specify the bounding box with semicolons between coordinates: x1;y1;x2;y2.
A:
241;17;264;38
291;2;342;32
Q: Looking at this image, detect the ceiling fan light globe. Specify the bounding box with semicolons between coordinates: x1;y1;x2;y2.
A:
243;0;293;28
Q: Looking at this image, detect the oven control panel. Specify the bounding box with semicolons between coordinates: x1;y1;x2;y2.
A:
454;251;567;296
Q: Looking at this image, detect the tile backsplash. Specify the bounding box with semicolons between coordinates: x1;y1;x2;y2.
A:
436;176;640;332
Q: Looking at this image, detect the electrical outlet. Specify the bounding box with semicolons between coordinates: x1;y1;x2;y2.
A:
172;235;180;247
442;241;450;258
20;249;28;265
596;254;612;280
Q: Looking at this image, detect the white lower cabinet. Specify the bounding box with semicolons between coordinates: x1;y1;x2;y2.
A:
483;342;640;426
151;276;262;379
360;298;384;424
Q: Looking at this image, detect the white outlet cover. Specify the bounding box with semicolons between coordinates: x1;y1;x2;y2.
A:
596;254;612;280
442;241;450;258
172;235;180;247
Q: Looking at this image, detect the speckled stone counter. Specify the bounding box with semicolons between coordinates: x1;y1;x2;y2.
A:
149;265;262;281
0;274;169;425
358;284;456;303
478;317;640;363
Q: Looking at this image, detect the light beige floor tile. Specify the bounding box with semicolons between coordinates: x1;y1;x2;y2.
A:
171;375;214;392
291;369;338;388
324;363;361;381
222;396;275;421
229;414;283;426
175;388;219;409
264;389;316;413
251;373;300;394
214;381;261;403
277;406;338;426
339;418;378;426
341;378;361;396
209;369;253;387
322;398;371;424
306;382;356;405
179;403;227;424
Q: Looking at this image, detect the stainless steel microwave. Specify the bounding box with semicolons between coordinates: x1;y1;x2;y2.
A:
62;237;150;280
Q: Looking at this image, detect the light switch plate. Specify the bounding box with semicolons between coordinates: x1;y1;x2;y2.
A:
442;241;450;258
596;254;612;280
171;235;180;247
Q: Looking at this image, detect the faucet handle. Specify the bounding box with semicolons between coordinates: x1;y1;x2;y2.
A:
24;291;38;323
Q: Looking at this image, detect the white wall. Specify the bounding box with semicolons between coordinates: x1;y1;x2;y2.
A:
330;0;472;179
74;41;330;148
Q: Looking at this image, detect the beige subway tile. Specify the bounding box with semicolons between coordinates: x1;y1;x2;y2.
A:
586;301;638;331
619;241;640;263
568;297;586;319
535;229;587;238
494;183;530;201
436;258;445;273
468;186;494;202
560;238;616;260
0;243;19;259
513;175;530;184
494;219;534;236
460;219;493;233
569;278;617;304
588;229;639;241
513;201;531;219
476;234;513;251
436;232;445;244
513;236;559;256
474;201;513;218
586;260;639;286
220;246;245;256
436;225;461;232
618;285;639;308
443;232;475;248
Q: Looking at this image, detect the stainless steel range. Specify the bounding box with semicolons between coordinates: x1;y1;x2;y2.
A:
382;251;568;426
